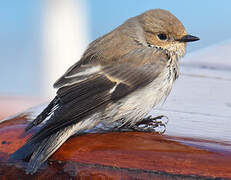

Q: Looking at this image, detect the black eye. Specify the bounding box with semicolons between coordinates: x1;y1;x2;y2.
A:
157;33;167;41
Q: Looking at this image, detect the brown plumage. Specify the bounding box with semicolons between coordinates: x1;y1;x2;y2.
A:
10;9;199;174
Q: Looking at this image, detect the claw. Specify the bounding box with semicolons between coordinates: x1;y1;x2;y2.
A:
133;115;169;134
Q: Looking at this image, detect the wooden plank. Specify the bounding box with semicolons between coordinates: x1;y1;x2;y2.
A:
0;117;231;179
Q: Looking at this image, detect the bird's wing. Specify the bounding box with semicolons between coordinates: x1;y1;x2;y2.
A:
28;47;169;142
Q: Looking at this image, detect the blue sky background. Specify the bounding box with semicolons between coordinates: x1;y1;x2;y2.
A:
0;0;230;96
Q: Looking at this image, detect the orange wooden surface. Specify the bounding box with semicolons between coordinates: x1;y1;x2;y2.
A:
0;112;231;179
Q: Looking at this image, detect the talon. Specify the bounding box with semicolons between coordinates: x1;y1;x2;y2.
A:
132;115;169;134
107;115;169;134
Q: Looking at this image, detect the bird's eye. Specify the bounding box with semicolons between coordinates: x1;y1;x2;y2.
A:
157;33;167;41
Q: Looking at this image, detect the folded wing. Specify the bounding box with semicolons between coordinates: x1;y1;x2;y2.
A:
27;47;168;142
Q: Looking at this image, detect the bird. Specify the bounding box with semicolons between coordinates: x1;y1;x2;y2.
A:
10;9;199;174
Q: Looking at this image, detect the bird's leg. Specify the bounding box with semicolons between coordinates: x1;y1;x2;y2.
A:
128;115;169;134
86;115;168;134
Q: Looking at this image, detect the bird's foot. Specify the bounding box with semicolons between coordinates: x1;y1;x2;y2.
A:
130;115;169;134
85;115;169;134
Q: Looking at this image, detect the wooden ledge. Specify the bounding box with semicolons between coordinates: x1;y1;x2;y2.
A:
0;113;231;179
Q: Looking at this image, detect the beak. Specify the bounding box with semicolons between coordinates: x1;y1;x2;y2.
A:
177;35;200;42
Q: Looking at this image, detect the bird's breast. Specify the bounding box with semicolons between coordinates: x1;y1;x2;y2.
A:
102;66;177;126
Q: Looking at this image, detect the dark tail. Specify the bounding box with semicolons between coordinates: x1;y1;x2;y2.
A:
9;96;63;174
9;96;59;161
9;141;39;162
9;124;75;174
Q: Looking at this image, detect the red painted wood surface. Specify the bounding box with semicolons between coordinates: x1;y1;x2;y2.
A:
0;111;231;180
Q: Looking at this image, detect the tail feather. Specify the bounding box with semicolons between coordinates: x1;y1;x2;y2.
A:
26;125;75;174
9;96;60;163
9;141;39;162
10;124;76;174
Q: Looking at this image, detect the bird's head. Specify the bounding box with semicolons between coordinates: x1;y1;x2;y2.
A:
84;9;199;64
136;9;199;59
